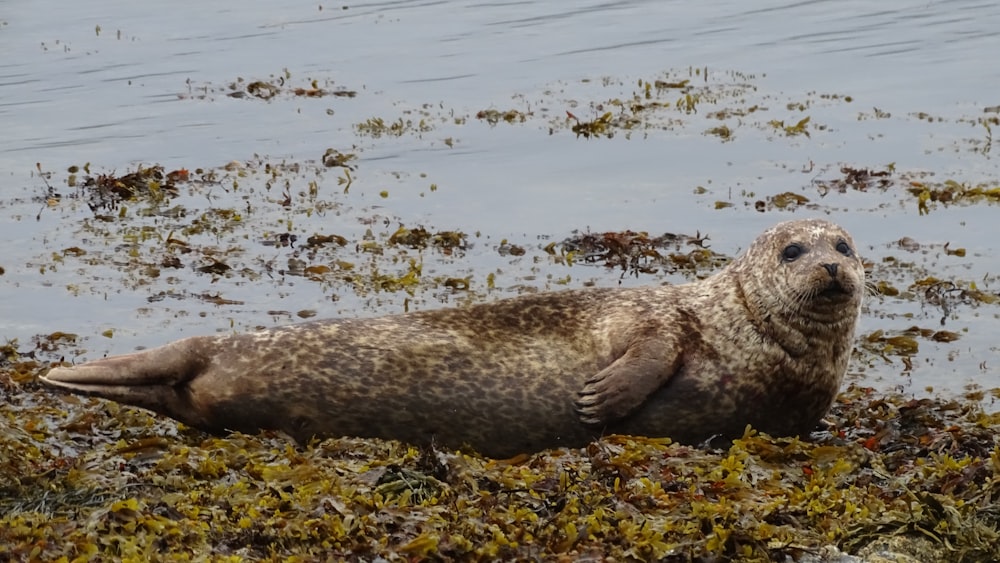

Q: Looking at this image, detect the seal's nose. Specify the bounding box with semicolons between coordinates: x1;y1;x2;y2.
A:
822;263;838;278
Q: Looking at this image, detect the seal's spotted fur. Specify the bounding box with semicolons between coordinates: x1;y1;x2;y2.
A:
43;218;864;458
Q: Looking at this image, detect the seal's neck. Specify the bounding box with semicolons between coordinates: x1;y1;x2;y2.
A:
736;272;824;358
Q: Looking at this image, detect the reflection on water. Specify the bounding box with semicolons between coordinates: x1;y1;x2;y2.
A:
1;0;999;395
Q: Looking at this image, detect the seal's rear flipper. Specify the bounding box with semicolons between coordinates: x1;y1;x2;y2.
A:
41;338;208;416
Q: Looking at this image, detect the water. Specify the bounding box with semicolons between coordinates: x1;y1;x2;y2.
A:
2;0;999;395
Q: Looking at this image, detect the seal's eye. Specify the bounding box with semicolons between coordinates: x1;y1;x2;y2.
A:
782;244;803;262
836;240;853;256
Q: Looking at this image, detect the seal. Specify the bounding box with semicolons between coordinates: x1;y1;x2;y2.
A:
42;218;865;458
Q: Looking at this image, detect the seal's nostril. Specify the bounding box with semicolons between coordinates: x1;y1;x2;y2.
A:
822;263;838;277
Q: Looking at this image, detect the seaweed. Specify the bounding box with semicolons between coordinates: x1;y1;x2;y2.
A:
4;361;1000;562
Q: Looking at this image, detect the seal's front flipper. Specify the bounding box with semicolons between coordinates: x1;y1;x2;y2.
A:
574;339;682;426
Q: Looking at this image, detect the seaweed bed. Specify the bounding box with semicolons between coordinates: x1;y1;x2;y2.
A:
3;353;1000;562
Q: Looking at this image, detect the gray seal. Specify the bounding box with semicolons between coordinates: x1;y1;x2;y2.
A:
42;218;865;458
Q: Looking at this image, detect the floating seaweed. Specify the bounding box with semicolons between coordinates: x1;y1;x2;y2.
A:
79;165;184;213
475;109;531;125
180;73;357;102
561;229;725;277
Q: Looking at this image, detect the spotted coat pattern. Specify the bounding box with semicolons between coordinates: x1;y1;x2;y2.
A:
44;218;865;458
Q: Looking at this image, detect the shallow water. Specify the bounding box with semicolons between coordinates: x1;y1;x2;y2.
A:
2;0;1000;396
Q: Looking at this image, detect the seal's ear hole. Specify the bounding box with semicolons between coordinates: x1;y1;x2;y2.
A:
835;240;853;256
781;243;804;262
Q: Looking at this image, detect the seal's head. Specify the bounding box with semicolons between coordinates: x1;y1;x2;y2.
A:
734;218;865;347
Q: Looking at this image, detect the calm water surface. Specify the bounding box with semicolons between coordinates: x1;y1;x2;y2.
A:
2;0;999;395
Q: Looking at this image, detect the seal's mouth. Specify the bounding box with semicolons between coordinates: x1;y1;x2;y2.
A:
817;280;850;299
